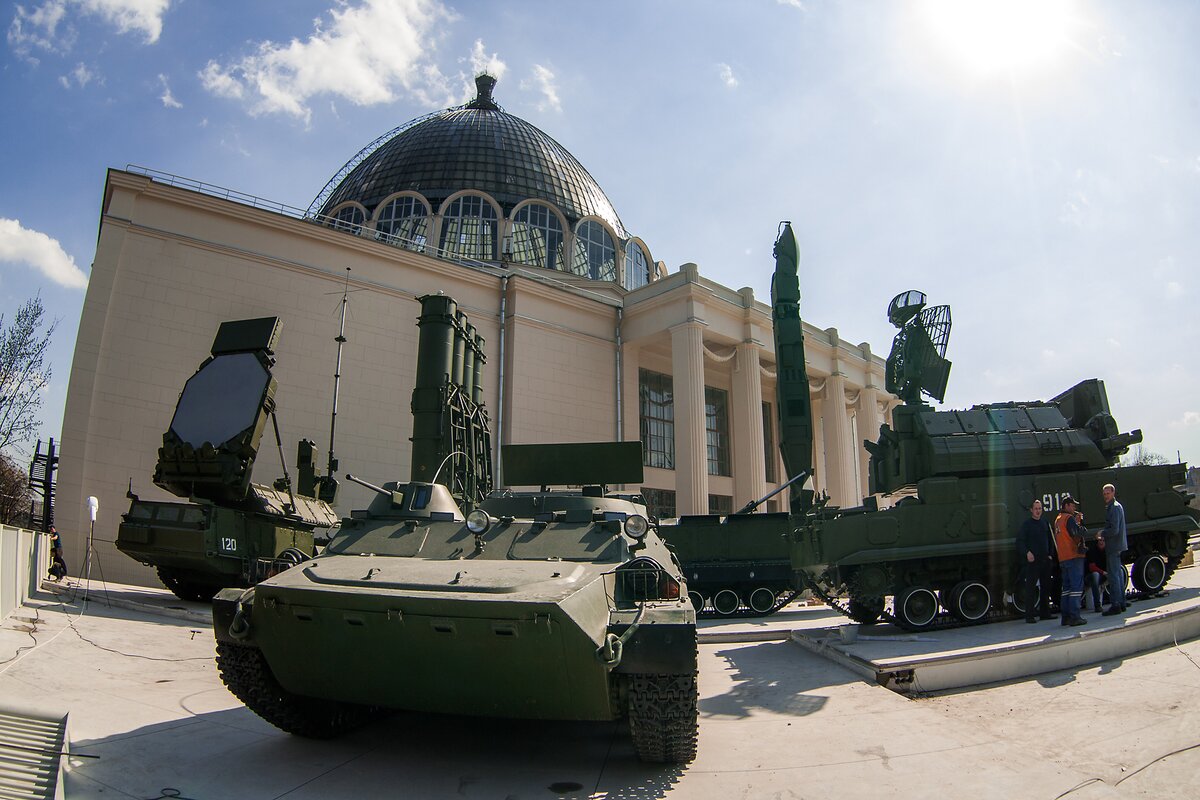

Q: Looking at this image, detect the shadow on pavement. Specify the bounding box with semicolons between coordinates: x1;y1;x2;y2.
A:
702;640;850;719
69;703;687;799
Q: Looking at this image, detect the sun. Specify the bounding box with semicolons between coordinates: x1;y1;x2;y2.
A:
918;0;1078;77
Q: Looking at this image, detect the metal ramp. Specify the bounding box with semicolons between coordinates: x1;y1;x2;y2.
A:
0;705;68;800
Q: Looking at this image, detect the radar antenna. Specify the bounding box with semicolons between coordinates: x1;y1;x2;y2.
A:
884;290;953;405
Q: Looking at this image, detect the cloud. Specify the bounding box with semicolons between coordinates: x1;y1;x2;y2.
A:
468;38;505;82
522;64;560;113
7;0;168;58
58;61;94;88
158;72;181;108
0;218;88;289
776;0;806;9
1183;411;1200;427
198;0;458;125
717;62;738;89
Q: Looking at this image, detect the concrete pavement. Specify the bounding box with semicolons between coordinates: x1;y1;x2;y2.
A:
1;575;1199;798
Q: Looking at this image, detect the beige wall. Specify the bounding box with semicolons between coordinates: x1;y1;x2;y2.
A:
59;169;894;587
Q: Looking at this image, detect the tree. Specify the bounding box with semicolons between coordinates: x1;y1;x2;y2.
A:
1122;445;1168;467
0;451;31;525
0;295;57;454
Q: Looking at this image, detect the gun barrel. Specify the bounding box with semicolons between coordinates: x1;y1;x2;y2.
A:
344;473;391;498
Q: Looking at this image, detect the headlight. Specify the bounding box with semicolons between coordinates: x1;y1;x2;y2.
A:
624;514;650;540
466;509;492;534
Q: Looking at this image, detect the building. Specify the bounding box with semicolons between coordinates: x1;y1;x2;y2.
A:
58;76;896;587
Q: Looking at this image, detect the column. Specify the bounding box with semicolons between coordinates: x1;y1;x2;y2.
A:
731;341;765;511
670;321;708;516
809;379;825;497
858;383;881;498
821;371;855;506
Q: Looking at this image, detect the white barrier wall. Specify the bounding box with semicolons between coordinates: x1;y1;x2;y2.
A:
0;526;49;623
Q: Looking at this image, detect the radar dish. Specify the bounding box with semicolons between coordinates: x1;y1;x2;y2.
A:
885;301;952;404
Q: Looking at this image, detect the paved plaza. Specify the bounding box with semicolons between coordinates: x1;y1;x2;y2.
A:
2;575;1199;799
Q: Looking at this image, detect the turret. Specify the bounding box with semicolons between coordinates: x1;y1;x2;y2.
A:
865;288;1142;493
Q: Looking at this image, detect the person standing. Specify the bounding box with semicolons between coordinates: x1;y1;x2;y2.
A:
1054;496;1087;627
1015;499;1056;623
1100;483;1128;615
47;526;67;581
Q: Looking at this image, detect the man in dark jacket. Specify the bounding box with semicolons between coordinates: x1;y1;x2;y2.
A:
1015;498;1057;622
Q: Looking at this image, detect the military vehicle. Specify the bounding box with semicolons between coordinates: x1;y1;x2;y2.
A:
661;223;1197;630
116;317;339;601
212;294;698;763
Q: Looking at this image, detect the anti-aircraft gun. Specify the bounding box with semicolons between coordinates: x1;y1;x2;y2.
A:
212;293;698;764
116;317;339;601
661;223;1198;630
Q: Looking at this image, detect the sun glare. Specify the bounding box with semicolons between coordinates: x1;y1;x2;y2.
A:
919;0;1077;77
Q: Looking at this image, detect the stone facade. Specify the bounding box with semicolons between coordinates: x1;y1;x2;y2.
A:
58;169;895;586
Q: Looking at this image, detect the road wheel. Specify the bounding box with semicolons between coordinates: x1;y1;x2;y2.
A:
711;589;740;616
847;596;885;624
947;580;991;622
687;591;706;613
746;587;777;615
894;586;938;630
1131;554;1167;593
157;568;221;602
1008;580;1036;615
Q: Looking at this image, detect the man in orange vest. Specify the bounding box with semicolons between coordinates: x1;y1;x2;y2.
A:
1055;496;1087;627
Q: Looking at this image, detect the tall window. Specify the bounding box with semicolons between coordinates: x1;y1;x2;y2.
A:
624;242;650;290
329;205;365;235
439;195;498;261
763;401;776;483
708;494;733;516
510;203;564;271
571;220;616;281
375;196;428;252
639;369;674;469
642;487;676;520
705;386;730;477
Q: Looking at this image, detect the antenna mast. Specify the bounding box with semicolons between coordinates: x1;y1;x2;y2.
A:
328;267;350;481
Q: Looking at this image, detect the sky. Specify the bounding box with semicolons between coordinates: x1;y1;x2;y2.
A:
1;0;1199;470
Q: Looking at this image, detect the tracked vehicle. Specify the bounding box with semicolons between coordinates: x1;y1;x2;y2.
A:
213;294;698;763
116;317;338;601
662;223;1197;630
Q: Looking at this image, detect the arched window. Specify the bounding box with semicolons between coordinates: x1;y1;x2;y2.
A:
439;195;498;261
571;220;616;281
329;205;365;235
509;203;564;271
624;241;651;290
375;195;428;252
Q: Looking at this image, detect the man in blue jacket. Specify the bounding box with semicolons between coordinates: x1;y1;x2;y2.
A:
1100;483;1128;616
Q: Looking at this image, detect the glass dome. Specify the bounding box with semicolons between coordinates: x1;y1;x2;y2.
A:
314;75;626;239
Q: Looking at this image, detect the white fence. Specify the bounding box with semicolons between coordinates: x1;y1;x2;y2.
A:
1;526;49;622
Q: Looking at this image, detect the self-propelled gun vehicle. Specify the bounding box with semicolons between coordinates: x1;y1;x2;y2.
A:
661;223;1197;630
212;294;699;763
116;317;338;601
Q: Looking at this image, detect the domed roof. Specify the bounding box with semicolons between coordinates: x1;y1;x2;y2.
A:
313;76;626;238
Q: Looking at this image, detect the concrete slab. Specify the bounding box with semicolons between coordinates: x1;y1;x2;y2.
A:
793;565;1200;694
3;573;1199;798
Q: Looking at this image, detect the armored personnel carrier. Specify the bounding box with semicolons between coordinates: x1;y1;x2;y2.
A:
212;295;698;763
116;317;338;601
661;223;1197;630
